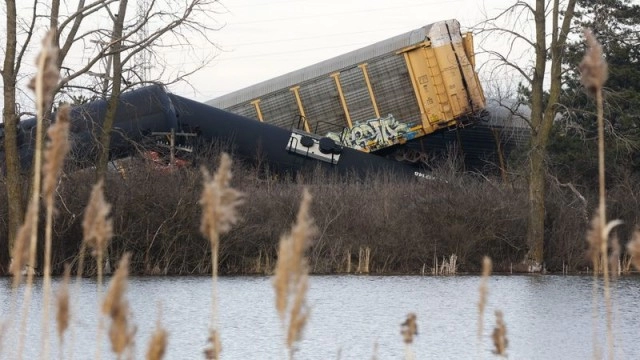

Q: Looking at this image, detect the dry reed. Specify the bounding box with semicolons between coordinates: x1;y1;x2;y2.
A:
586;211;604;273
102;253;135;359
580;28;614;360
273;188;316;359
627;230;640;271
401;313;417;360
83;179;113;288
41;104;71;359
83;179;113;360
203;329;222;360
9;202;36;287
477;256;492;346
13;28;61;360
146;315;168;360
56;264;71;358
199;152;243;360
491;310;508;357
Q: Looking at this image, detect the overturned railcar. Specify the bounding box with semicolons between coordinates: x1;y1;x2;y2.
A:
1;85;177;170
1;85;422;179
206;19;487;154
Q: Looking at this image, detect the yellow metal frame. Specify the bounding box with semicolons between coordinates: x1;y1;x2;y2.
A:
290;86;311;132
250;99;264;122
358;63;380;118
402;52;429;128
330;72;353;129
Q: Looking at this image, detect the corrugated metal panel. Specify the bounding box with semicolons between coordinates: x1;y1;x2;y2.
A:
340;66;377;122
367;55;421;126
227;102;257;119
205;20;456;109
298;76;346;135
259;90;298;129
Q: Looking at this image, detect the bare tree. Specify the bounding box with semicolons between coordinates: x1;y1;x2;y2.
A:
1;0;221;269
2;0;39;270
476;0;577;270
89;0;222;179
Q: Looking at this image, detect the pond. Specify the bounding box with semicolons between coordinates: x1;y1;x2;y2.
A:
1;274;639;359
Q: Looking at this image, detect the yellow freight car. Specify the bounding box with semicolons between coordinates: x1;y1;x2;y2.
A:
206;19;486;154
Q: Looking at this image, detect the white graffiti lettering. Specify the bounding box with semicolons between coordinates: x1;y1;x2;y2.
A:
327;114;417;151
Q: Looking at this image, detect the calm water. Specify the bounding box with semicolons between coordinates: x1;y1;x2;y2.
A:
1;275;639;359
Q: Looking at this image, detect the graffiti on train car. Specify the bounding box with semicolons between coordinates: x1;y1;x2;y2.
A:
326;114;422;152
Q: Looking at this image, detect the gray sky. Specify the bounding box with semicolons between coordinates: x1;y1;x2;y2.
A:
170;0;519;102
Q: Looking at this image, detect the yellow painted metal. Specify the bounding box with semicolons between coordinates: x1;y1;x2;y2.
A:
330;72;353;129
358;63;380;118
398;36;486;133
462;32;475;68
402;52;430;132
289;86;311;132
250;99;264;122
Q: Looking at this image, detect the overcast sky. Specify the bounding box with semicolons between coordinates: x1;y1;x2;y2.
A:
170;0;520;103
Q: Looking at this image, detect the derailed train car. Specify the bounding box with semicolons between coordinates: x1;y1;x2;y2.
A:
206;19;487;155
0;85;178;170
0;85;423;179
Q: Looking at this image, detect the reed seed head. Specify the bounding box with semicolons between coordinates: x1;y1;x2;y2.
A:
492;310;508;356
586;211;603;267
146;322;168;360
273;188;316;354
203;329;221;360
609;233;621;276
10;202;37;287
401;313;418;344
56;264;71;343
478;256;492;341
286;273;310;349
627;229;640;271
28;29;60;112
199;153;243;242
43;105;71;202
103;253;135;356
82;180;113;258
579;29;608;96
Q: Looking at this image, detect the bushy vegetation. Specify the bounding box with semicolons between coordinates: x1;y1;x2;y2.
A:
3;148;639;276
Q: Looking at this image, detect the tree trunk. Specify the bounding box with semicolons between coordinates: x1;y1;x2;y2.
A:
524;0;577;270
2;0;24;272
96;0;128;180
526;141;546;270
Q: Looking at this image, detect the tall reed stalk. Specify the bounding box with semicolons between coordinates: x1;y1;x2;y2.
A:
10;29;60;360
477;255;491;357
401;313;417;360
200;153;243;359
56;265;71;359
82;179;114;360
580;28;615;360
40;104;71;359
273;189;316;360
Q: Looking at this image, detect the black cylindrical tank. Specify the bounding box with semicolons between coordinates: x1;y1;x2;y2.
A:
169;94;419;179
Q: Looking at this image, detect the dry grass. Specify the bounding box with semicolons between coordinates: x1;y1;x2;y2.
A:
199;153;243;360
9;202;36;287
627;230;640;270
146;318;168;360
102;253;135;359
56;265;71;347
273;188;316;359
477;256;492;347
42;103;71;360
401;313;418;360
580;28;617;360
14;28;61;360
491;310;508;357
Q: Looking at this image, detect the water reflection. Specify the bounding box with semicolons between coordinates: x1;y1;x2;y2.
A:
1;275;639;359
